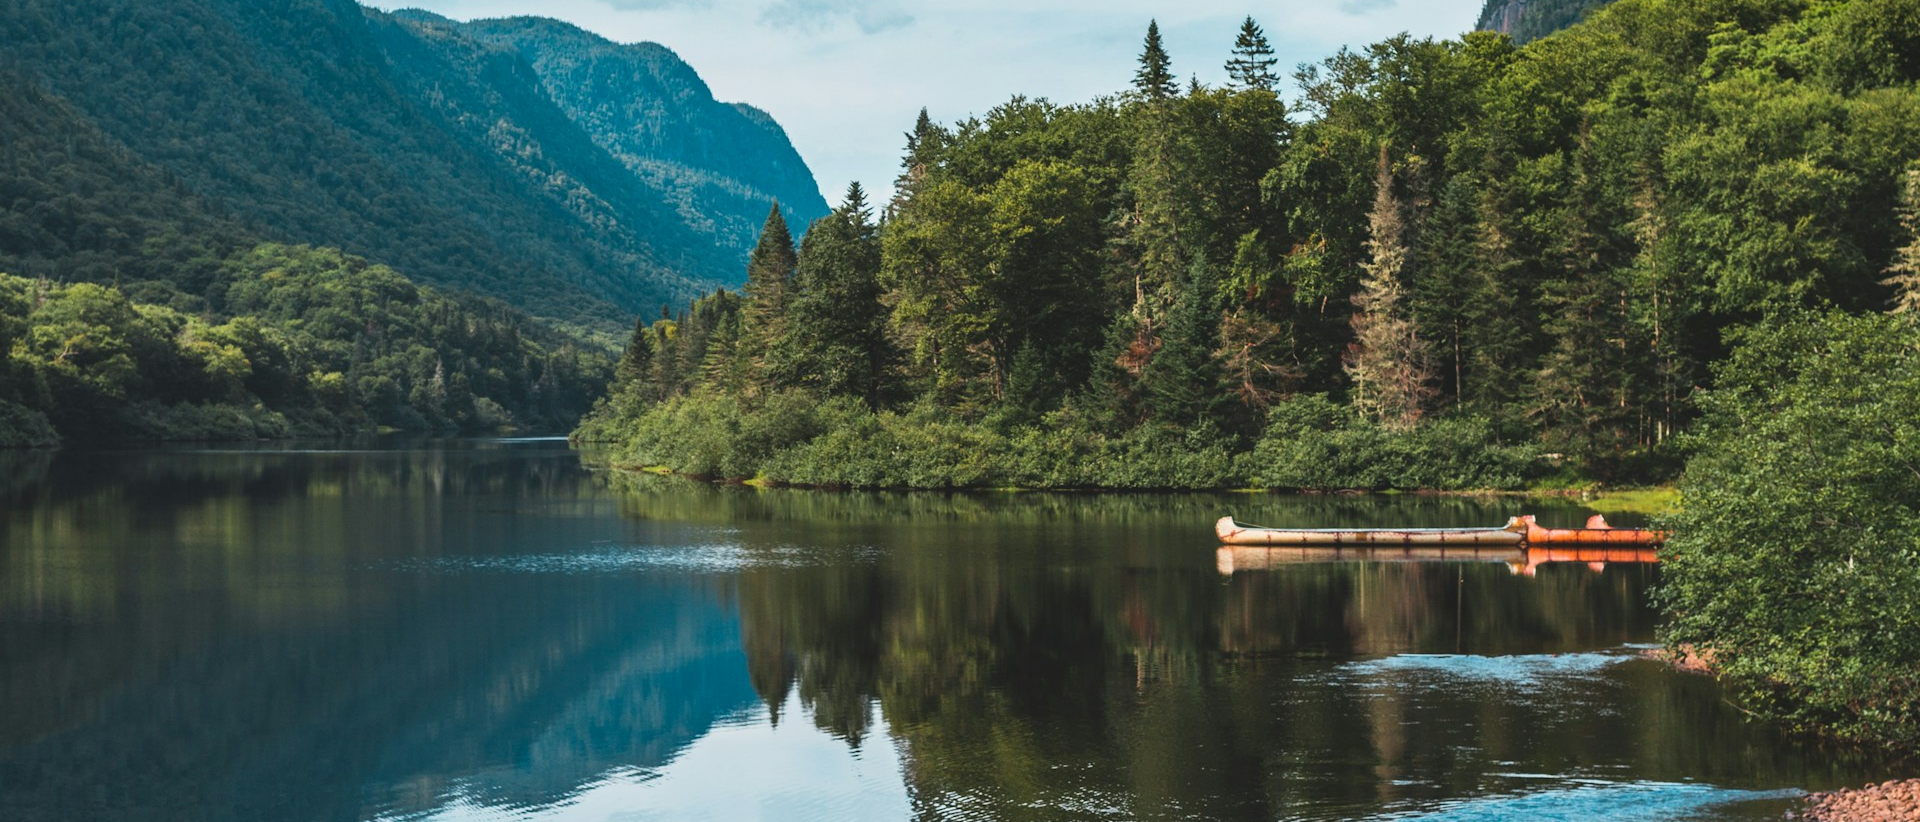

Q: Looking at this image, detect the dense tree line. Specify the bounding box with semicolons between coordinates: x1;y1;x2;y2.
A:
1;244;610;445
581;0;1920;491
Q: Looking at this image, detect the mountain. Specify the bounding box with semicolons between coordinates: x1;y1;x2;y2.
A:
422;13;829;263
1476;0;1617;44
0;0;827;329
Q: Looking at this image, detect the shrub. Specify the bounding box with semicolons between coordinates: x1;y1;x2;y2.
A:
1657;311;1920;750
0;399;59;448
1249;395;1543;490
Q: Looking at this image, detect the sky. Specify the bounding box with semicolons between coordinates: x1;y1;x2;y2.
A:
365;0;1489;206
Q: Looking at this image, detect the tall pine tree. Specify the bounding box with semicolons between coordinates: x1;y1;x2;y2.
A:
741;204;798;390
1225;17;1279;92
1143;259;1232;429
779;183;900;409
1135;21;1176;101
891;108;947;216
1344;148;1434;429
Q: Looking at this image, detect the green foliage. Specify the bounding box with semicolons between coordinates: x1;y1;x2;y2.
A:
1226;18;1280;92
0;0;828;331
1658;311;1920;749
0;400;59;448
777;185;900;408
585;0;1920;509
1134;21;1176;101
1250;395;1545;491
600;389;1249;490
0;244;611;442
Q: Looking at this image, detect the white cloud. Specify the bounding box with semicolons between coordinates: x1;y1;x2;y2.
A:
605;0;713;10
758;0;913;34
1339;0;1398;15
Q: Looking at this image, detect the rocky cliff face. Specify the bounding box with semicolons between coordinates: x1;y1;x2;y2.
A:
1475;0;1617;44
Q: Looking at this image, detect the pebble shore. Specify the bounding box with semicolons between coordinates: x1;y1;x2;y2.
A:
1796;779;1920;821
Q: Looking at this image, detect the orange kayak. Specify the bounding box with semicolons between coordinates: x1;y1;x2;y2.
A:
1521;514;1666;546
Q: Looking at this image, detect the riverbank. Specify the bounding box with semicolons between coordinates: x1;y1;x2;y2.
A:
589;451;1679;514
1800;780;1920;821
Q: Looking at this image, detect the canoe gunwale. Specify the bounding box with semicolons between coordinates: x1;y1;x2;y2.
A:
1215;516;1528;547
1216;515;1665;547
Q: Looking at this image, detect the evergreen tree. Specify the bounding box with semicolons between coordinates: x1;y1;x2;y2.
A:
1883;168;1920;314
741;204;797;388
779;183;900;409
614;315;653;388
1344;148;1434;429
1531;143;1633;460
891;108;946;215
1143;259;1231;428
1225;17;1279;92
1134;21;1176;101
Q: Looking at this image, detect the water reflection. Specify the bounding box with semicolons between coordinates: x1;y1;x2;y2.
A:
0;444;1903;822
1217;545;1663;576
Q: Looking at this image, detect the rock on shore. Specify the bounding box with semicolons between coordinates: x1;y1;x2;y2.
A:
1799;779;1920;821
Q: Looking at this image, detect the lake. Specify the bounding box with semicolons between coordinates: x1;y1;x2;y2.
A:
0;439;1898;821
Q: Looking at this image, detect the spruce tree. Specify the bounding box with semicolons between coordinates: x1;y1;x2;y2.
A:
614;315;653;388
1143;259;1231;428
1532;143;1633;457
741;203;797;389
779;183;900;409
1225;17;1279;92
1344;148;1434;429
1135;21;1176;101
1883;168;1920;314
892;108;945;214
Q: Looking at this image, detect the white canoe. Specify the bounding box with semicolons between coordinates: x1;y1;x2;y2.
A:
1215;515;1528;547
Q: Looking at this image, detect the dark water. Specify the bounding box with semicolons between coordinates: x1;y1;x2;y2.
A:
0;440;1898;822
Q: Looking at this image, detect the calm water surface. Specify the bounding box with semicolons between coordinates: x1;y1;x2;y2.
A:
0;439;1899;821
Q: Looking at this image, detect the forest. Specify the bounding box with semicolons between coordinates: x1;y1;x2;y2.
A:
577;0;1920;749
581;0;1920;491
0;244;610;446
0;0;827;331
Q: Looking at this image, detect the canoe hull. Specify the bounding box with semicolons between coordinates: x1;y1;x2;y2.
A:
1215;516;1527;547
1521;514;1667;546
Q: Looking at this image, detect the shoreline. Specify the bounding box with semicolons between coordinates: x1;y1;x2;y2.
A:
1799;779;1920;821
591;457;1677;512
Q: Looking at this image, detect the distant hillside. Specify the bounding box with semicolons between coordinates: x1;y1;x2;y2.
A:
0;0;827;329
431;14;829;262
1476;0;1617;44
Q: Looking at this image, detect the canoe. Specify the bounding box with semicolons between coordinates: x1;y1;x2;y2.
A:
1521;514;1667;546
1215;516;1527;547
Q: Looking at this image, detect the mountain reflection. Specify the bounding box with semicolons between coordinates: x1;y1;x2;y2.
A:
0;444;755;822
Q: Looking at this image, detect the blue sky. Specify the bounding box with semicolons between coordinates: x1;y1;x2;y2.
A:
367;0;1488;205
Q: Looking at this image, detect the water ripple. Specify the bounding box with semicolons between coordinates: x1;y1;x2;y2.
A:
1327;651;1639;689
1353;780;1801;822
378;542;881;575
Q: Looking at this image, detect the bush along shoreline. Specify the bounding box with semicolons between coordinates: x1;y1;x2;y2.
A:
1655;311;1920;754
573;390;1560;492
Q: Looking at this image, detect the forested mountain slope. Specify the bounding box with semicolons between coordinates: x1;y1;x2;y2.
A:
1477;0;1616;44
440;14;829;258
0;0;825;329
